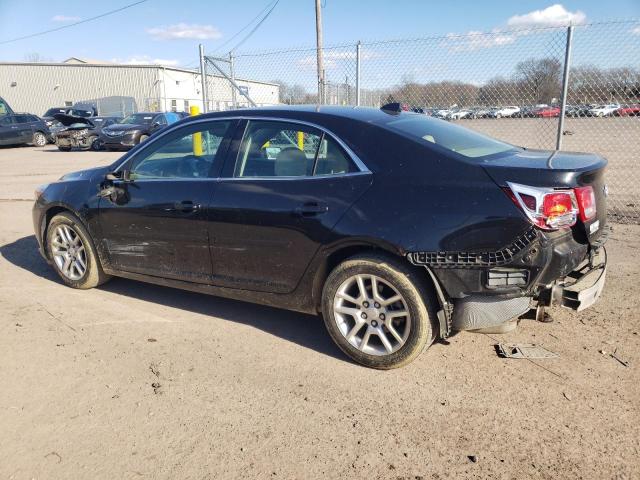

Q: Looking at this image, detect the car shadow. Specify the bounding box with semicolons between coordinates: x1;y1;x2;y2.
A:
0;235;348;363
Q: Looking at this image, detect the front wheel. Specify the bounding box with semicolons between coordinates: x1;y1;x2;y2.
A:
321;253;436;369
32;131;47;147
46;212;111;289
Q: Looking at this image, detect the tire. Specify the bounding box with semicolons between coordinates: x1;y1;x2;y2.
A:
32;131;47;147
321;253;437;369
138;134;149;144
85;135;98;151
46;212;111;289
57;146;72;152
91;138;103;151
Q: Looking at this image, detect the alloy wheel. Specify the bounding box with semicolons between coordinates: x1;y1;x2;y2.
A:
33;132;46;147
333;274;411;356
50;225;87;281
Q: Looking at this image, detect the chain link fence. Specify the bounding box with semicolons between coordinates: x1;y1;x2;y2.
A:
228;20;640;223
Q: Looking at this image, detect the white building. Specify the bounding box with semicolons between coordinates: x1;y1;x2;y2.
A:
0;58;280;117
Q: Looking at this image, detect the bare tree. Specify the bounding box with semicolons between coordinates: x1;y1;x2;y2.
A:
515;58;562;104
23;52;52;63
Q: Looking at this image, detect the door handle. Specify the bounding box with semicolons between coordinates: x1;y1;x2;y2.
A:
294;202;328;216
173;200;200;212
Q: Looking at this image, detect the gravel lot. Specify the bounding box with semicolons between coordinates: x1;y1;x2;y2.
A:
1;145;638;479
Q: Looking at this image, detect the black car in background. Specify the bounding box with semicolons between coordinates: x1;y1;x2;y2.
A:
0;113;51;147
99;112;181;150
32;106;608;369
54;114;121;151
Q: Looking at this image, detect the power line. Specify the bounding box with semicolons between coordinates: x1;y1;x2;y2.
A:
227;0;280;53
0;0;149;46
211;0;279;54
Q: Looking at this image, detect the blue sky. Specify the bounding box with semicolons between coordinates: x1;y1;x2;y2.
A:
0;0;638;66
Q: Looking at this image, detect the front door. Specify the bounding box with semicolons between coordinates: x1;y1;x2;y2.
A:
98;119;234;283
208;119;372;293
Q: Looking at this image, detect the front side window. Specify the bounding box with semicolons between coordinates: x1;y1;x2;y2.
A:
234;120;356;178
383;114;516;159
129;121;232;180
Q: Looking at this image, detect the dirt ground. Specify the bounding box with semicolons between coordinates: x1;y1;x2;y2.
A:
0;146;639;480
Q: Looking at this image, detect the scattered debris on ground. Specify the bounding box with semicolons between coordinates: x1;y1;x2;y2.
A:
496;343;559;359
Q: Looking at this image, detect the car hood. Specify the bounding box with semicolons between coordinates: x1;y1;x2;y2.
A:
53;113;95;127
59;165;111;181
104;123;146;132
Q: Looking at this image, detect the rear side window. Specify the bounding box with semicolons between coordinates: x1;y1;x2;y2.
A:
14;115;30;123
383;114;516;159
234;120;357;178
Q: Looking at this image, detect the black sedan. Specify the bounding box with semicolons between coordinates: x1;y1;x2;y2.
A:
99;112;181;150
0;113;51;147
32;106;608;369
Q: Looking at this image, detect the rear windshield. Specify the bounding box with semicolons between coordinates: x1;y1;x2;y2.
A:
383;114;516;159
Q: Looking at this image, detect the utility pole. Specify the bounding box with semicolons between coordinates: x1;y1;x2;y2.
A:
315;0;324;104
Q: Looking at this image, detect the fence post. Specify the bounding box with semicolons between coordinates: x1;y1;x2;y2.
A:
356;41;361;106
229;52;237;109
199;44;208;113
556;24;574;150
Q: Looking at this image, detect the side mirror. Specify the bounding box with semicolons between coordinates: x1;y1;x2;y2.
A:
105;170;131;182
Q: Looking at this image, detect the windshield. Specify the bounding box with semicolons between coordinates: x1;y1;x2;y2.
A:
44;108;65;117
67;108;93;117
384;114;516;159
119;114;154;125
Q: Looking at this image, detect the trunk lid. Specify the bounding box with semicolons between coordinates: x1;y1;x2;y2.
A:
482;149;608;244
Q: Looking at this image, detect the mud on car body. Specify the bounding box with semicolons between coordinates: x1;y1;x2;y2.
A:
32;105;608;369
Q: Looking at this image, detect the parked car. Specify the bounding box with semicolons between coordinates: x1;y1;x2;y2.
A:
448;109;472;120
469;107;493;119
54;114;121;151
0;96;14;116
98;112;181;150
532;106;561;118
0;113;51;147
489;106;521;118
588;104;620;117
615;104;640;116
32;106;608;369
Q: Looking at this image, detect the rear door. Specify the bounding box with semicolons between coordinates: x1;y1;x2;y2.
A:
0;116;17;144
98;119;235;283
208;119;372;293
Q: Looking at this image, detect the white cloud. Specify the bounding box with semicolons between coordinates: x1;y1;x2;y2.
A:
113;56;180;67
146;23;222;41
51;15;81;22
443;29;515;52
507;4;586;28
632;26;640;35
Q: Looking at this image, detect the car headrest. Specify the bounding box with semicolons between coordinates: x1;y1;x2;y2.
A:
274;147;308;177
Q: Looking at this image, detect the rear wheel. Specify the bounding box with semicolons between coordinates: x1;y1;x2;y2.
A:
322;253;436;369
46;212;111;289
32;131;47;147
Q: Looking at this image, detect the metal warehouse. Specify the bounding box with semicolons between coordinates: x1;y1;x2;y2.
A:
0;58;280;117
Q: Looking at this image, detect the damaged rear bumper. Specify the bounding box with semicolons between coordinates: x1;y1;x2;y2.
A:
407;228;607;333
551;247;607;312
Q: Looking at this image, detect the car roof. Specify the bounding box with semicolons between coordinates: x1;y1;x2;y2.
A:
189;105;418;127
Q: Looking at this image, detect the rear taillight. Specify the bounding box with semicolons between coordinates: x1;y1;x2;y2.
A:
505;182;578;230
574;186;596;221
